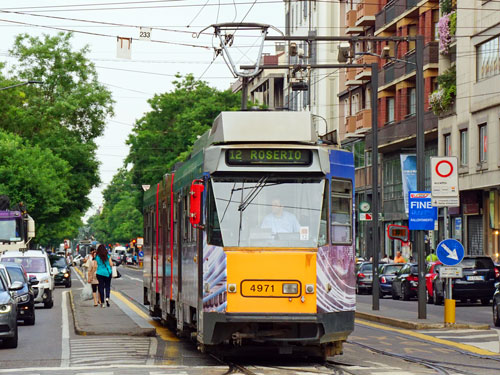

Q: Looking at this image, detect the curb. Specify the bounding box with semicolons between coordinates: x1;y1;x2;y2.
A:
355;311;491;330
68;290;156;337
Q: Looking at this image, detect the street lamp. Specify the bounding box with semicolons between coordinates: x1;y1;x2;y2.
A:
0;80;43;91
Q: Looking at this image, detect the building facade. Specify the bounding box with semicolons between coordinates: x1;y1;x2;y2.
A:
437;0;500;260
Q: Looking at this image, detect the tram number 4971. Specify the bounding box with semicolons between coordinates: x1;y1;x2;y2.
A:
241;280;301;297
250;284;274;293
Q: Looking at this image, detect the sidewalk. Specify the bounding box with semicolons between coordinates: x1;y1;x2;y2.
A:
355;299;490;330
70;268;155;337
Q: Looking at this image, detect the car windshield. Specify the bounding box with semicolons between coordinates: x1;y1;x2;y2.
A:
208;175;326;247
361;263;373;272
1;257;46;273
461;258;494;269
6;267;25;283
382;265;403;275
49;256;67;268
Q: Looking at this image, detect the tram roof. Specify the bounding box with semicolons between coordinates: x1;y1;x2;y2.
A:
209;111;316;145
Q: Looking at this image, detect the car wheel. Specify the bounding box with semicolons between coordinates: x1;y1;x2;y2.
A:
65;280;72;288
493;301;500;327
391;288;399;300
481;298;490;306
44;299;54;309
401;283;410;301
426;288;434;304
3;325;18;348
434;285;443;305
355;284;359;295
24;311;35;326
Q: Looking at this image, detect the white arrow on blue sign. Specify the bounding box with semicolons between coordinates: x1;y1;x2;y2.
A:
436;239;465;266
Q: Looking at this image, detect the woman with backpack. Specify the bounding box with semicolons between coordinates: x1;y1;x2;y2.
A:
95;244;113;308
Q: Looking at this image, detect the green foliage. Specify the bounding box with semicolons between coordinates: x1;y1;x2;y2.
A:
86;169;143;244
0;32;114;246
126;74;240;189
440;0;452;15
449;12;457;36
0;130;73;242
429;66;456;115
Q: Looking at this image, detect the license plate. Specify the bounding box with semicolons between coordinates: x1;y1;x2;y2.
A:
241;280;301;298
466;275;484;281
365;275;372;280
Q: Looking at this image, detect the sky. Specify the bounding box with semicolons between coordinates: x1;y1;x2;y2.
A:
0;0;284;221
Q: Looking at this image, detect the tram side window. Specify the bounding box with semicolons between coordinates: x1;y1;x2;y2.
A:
207;184;223;247
183;194;189;241
331;179;352;244
318;181;329;246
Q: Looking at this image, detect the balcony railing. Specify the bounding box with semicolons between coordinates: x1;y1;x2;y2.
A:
346;9;357;28
375;0;413;30
356;109;372;130
346;116;356;133
356;2;379;26
355;54;379;76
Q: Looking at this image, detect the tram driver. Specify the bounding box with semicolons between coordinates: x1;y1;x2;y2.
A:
261;198;301;234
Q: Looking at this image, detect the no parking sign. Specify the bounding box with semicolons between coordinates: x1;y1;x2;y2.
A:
431;157;459;207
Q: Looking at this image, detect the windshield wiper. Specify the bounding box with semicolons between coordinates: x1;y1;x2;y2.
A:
237;176;268;212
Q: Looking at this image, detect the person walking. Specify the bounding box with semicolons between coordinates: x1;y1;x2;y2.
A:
95;244;113;308
426;250;438;263
86;249;101;307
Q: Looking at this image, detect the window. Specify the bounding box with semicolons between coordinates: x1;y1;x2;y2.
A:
444;133;451;156
477;36;500;80
331;179;352;244
479;124;487;162
408;88;416;116
344;98;349;118
408;25;417;51
365;150;372;167
351;93;359;115
432;10;440;41
460;129;468;166
354;141;365;169
387;97;395;123
365;88;371;109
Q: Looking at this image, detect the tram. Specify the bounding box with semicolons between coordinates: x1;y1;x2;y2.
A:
143;111;355;358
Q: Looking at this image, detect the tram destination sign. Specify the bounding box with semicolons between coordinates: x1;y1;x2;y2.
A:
226;149;312;166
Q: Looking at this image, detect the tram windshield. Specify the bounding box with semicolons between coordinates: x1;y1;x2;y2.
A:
208;175;326;248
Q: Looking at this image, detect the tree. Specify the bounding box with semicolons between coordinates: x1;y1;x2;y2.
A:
126;74;240;189
87;168;143;244
0;32;114;245
0;130;72;243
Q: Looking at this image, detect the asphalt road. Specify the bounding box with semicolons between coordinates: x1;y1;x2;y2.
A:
356;293;495;327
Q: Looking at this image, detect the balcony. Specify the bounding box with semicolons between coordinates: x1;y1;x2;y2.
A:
378;62;396;86
375;0;405;31
356;2;379;27
346;116;356;133
355;54;379;80
346;9;364;34
356;109;372;131
346;68;363;86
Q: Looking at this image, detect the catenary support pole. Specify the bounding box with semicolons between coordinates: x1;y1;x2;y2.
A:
241;77;248;110
416;36;426;319
371;62;380;311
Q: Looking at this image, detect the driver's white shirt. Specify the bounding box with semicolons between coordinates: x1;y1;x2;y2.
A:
261;211;300;233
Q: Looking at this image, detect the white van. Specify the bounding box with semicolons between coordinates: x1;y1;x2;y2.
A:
0;250;56;308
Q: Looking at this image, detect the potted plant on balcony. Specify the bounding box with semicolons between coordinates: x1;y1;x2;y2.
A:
429;66;456;116
439;0;456;55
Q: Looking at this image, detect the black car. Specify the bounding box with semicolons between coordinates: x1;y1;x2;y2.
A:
493;282;500;327
391;263;419;301
0;262;37;325
49;255;72;288
434;256;497;305
378;263;404;297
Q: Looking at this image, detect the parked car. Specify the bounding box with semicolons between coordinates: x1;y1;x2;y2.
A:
0;250;56;308
378;263;404;297
49;255;72;288
425;261;443;305
495;262;500;280
0;277;23;348
433;256;497;305
0;263;37;325
493;282;500;327
391;263;419;301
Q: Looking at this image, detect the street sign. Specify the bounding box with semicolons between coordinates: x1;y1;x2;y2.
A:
436;238;465;266
439;266;463;279
431;157;459;207
408;191;437;230
359;212;372;221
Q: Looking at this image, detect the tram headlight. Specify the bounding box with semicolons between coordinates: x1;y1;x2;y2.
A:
305;284;315;294
282;283;298;294
227;284;237;293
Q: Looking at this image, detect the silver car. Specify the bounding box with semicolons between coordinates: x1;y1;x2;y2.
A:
0;277;23;348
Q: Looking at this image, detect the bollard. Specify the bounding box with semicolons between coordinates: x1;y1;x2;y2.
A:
444;299;456;324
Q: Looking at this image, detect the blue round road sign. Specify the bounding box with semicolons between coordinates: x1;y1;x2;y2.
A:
436;239;465;266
